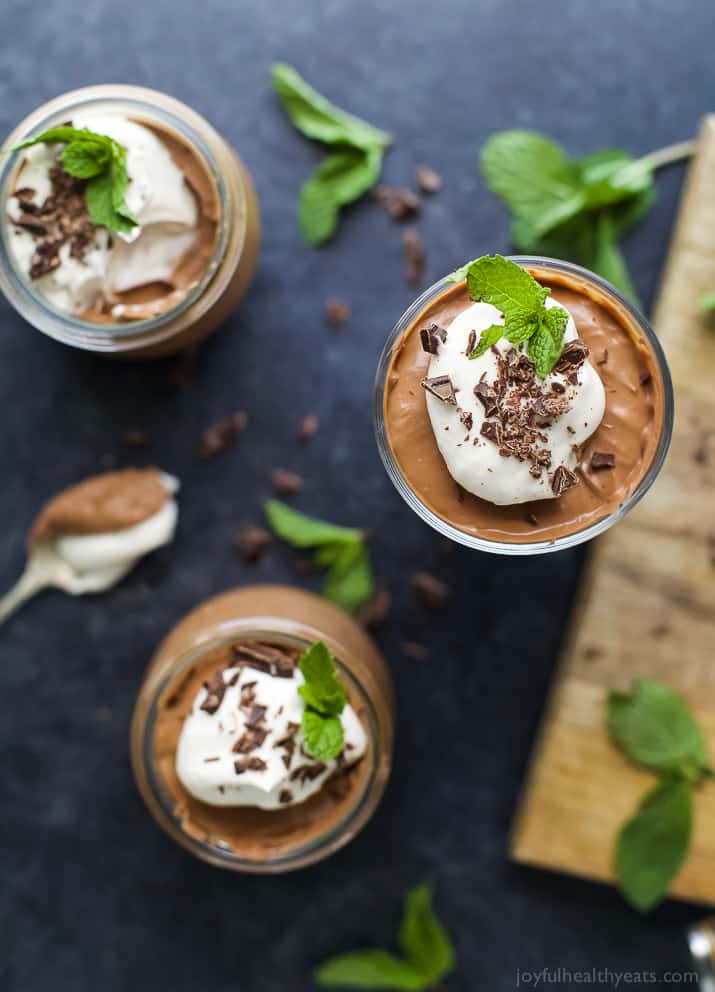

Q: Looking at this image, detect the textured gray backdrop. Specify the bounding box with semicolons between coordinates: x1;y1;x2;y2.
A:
1;0;713;989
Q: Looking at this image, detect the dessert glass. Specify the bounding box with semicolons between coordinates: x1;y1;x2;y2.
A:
373;256;674;555
0;84;260;358
130;586;394;873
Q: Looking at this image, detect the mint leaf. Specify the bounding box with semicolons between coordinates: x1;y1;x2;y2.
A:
315;950;427;990
264;500;361;548
272;63;389;152
323;541;375;614
615;778;692;911
298;641;347;716
6;125;99;153
61;140;108;178
527;305;569;377
445;258;477;284
608;679;712;780
299;146;381;245
591;213;640;306
468;323;503;359
466;254;549;319
302;710;344;762
398;885;455;984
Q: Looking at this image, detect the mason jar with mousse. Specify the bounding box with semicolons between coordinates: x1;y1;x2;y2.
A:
374;256;673;554
0;84;260;357
130;585;394;872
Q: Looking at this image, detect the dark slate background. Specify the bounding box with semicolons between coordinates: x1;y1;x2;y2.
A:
1;1;712;989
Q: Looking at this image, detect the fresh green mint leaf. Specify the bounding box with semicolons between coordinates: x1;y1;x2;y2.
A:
272;63;389;152
264;500;362;548
468;323;504;359
590;213;641;307
398;885;455;985
298;641;347;716
700;292;715;311
444;258;477;284
608;679;712;780
61;140;109;178
299;145;381;245
502;308;540;346
315;950;427;990
85;167;136;235
615;778;692;911
5;125;104;154
323;541;375;614
466;254;549;319
302;710;344;762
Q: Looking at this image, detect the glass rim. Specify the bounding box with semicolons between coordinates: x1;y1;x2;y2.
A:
372;255;675;556
130;617;388;873
0;85;238;352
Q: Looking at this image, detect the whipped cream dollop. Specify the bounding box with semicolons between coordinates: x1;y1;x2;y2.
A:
176;661;367;811
0;472;179;626
7;112;198;315
423;298;606;505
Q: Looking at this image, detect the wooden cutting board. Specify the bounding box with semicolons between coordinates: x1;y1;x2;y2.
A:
511;116;715;906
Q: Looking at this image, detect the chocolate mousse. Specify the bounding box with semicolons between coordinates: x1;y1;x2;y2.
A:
380;257;670;546
131;585;394;870
0;467;178;624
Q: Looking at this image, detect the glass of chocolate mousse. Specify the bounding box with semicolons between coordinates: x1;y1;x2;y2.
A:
374;256;673;554
130;586;394;872
0;85;260;358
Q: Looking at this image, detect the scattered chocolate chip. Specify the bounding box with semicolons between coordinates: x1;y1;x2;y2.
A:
465;329;477;356
419;323;447;354
421;374;456;405
411;571;450;609
325;297;351;325
566;425;576;435
639;370;652;386
244;704;268;728
554;339;589;373
526;512;539;526
474;381;499;418
200;671;228;714
234;526;272;562
121;429;150;448
234;757;267;775
400;641;430;661
233;642;296;678
551;465;579;496
279;789;293;804
480;420;503;445
290;762;327;783
551;382;566;395
296;414;319;441
590;451;616;470
597;349;609;366
373;185;421;219
357;588;392;629
203;756;220;763
415;165;442;194
271;469;303;496
198;411;247;458
403;228;425;286
459;410;473;432
233;726;269;754
583;646;603;660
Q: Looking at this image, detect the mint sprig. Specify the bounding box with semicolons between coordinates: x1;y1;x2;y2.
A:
464;255;568;377
298;641;347;761
607;679;712;910
264;500;374;613
480;130;694;307
315;884;455;990
272;64;390;245
5;126;138;235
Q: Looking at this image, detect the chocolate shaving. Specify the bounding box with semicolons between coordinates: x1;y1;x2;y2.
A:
373;185;421;219
234;757;267;775
419;323;447;355
421;374;456;405
199;670;228;715
198;412;247;458
480;420;503;445
234;526;272;562
233;726;269;754
551;465;579;496
411;571;450;609
639;370;652;386
554;339;589;373
325;297;351;325
415;165;442;194
466;329;477;356
590;451;616;470
459;410;473;433
356;588;392;629
271;469;303;496
244;704;268;728
279;789;293;804
290;762;327;784
474;381;498;417
296;414;319;441
232;642;296;678
403;228;425;285
273;722;300;769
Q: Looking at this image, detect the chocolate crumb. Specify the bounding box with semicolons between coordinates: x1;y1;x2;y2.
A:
234;526;272;562
421;374;456;405
526;512;539;526
271;469;303;496
474;381;499;418
466;329;477;355
290;763;327;784
357;588;392;629
651;623;670;638
415;165;442;194
554;339;590;373
590;451;616;470
234;756;267;775
233;642;296;678
480;420;503;446
296;414;319;442
411;571;450;609
200;671;228;714
279;789;293;804
566;425;576;435
203;756;220;763
121;429;150;448
551;465;579;496
198;411;247;458
400;641;430;661
403;228;425;286
639;370;652;386
583;646;603;660
459;410;473;432
419;323;447;354
374;185;421;219
233;726;269;753
325;297;351;325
